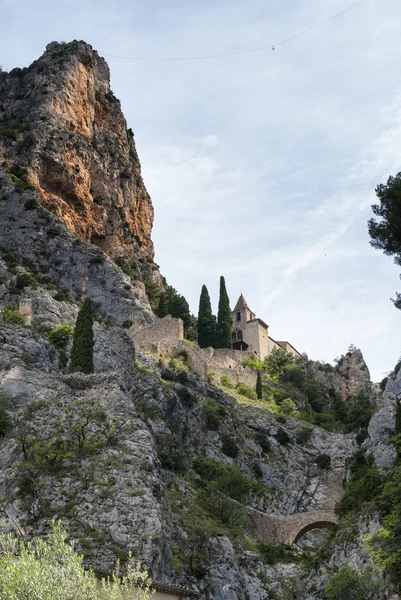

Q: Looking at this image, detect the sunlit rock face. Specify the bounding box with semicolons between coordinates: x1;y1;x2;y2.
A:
0;40;154;262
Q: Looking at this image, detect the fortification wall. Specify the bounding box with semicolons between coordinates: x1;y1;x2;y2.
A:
130;315;184;355
183;344;257;387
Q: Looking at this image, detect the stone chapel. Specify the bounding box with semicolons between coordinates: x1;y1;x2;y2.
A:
231;294;302;360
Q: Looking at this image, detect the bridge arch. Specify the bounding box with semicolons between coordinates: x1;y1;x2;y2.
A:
293;519;337;544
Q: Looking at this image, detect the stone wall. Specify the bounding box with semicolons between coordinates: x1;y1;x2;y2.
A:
130;315;184;355
184;344;257;387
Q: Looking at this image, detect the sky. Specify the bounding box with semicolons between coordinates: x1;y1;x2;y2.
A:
1;0;401;380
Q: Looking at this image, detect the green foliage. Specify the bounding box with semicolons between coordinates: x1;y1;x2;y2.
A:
241;357;265;371
255;432;271;454
0;394;11;437
215;276;232;349
69;299;94;374
0;522;153;600
257;542;301;565
345;393;376;432
8;172;35;193
15;272;34;289
24;197;38;210
296;426;313;445
144;278;161;310
368;171;401;309
193;455;263;503
199;483;247;532
263;348;294;379
2;306;25;324
282;363;305;389
165;286;192;330
278;398;300;417
47;325;74;369
197;284;216;348
324;566;380;600
200;397;226;430
256;371;263;399
155;292;168;317
236;383;257;400
315;453;331;470
2;251;20;269
336;451;383;517
221;433;239;458
220;375;234;389
275;427;290;446
176;387;195;407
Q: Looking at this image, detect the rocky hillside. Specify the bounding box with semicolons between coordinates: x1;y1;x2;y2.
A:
0;40;154;263
0;42;400;600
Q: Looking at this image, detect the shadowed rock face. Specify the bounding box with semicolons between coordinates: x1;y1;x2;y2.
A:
0;40;154;262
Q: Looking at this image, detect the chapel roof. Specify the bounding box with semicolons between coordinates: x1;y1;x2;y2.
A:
234;294;250;311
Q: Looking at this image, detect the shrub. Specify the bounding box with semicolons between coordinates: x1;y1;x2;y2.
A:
122;320;133;329
2;251;20;269
47;325;74;349
278;398;299;417
177;387;195;407
276;427;290;446
276;414;287;424
324;566;380;600
69;299;94;374
15;272;33;289
54;290;74;303
24;197;38;210
315;453;331;470
336;451;383;516
255;432;271;454
200;397;225;431
221;433;239;458
193;456;258;503
220;375;234;389
236;383;257;400
0;394;11;437
296;426;313;445
200;483;247;531
257;542;300;565
2;307;25;324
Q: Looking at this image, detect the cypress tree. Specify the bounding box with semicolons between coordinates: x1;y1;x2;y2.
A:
156;293;169;318
69;298;94;374
197;285;216;348
215;276;232;349
256;371;263;399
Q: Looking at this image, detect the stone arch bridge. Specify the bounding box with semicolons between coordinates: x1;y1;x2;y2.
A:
246;507;338;545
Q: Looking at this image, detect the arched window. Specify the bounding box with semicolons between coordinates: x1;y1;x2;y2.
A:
237;330;243;341
232;331;237;340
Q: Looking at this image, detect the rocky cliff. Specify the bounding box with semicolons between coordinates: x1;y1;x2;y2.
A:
0;42;399;600
0;40;153;262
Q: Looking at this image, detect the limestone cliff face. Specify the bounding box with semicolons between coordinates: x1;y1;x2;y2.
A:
0;40;153;261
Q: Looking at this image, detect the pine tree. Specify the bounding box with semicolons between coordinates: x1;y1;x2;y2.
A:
215;276;232;349
256;371;263;399
156;293;169;318
197;285;216;348
69;298;94;374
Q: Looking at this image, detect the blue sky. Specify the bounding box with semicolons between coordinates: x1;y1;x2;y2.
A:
1;0;401;380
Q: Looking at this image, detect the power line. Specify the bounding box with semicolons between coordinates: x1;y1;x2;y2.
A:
103;0;368;62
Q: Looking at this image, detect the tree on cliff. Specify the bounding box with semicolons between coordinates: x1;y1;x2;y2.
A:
215;276;232;349
256;371;263;399
368;171;401;309
69;298;94;374
197;285;216;348
156;292;168;318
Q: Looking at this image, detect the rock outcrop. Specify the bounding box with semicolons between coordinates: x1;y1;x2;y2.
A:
0;40;154;262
